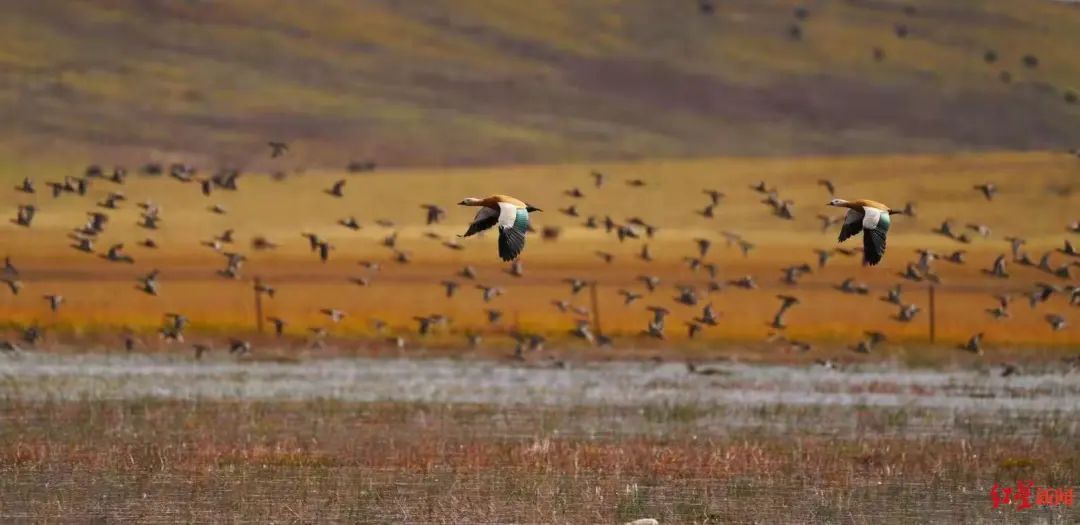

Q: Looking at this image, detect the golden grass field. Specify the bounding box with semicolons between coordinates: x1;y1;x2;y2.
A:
0;150;1076;359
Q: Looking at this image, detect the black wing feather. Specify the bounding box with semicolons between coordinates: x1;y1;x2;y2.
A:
838;210;863;242
862;227;887;266
498;226;526;261
463;215;498;237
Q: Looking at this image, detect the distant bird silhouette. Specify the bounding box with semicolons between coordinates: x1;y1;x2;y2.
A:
1059;239;1077;257
638;275;660;292
2;257;16;277
696;303;720;326
13;204;35;227
837;278;869;295
881;284;903;305
104;244;134;263
564;278;588;295
984;254;1009;278
326;179;346;197
851;332;882;354
229;340;251;355
788;23;802;41
674;285;698;306
268;141;288;157
896;304;920;322
1045;314;1067;331
973;183;997;201
268;317;287;337
15;177;34;194
318;241;333;262
590;170;605;188
961;333;983;354
99;191;126;209
771;295;799;329
818;214;842;233
817;179;835;196
814;249;833;269
781;264;812;285
339;216;361;230
321;308;346;323
703;189;725;205
43;294;63;312
137;270;159;296
422;204;446;225
441;280;459;298
728;276;757;289
476;284;503;302
944;250;966;264
967;223;991;238
639;243;654;262
564;187;585;199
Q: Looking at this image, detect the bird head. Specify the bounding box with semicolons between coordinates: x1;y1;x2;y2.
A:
458;197;483;206
827;198;849;207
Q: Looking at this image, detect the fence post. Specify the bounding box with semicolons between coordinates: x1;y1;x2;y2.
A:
928;284;936;344
590;281;602;336
253;277;265;334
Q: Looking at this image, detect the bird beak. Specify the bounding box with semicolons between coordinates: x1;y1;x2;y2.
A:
826;201;835;206
457;200;468;206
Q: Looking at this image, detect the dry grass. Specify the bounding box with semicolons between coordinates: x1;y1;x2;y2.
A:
0;399;1076;522
0;151;1077;357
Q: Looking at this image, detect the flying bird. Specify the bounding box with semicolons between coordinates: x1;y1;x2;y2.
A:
828;198;899;266
268;141;288;157
458;195;541;261
973;183;997;201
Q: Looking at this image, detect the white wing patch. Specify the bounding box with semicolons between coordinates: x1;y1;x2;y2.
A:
472;206;498;224
861;207;881;229
496;202;518;229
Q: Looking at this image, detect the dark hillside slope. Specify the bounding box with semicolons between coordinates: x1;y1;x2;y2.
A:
0;0;1078;169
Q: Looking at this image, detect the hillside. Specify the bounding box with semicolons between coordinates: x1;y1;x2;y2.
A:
0;0;1079;170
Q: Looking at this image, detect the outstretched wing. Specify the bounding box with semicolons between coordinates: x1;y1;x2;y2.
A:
462;206;499;237
496;203;529;261
862;210;890;266
838;208;863;242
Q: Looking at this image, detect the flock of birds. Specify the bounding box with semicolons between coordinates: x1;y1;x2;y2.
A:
1;137;1077;369
1;2;1078;367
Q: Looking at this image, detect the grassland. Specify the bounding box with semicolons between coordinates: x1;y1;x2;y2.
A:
0;397;1076;522
0;0;1079;170
0;151;1076;360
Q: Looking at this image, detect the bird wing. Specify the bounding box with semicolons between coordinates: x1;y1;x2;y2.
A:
838;208;863;242
496;203;528;261
462;206;499;237
862;209;891;266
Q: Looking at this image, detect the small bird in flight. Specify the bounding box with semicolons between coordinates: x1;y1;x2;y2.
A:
268;141;288;158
